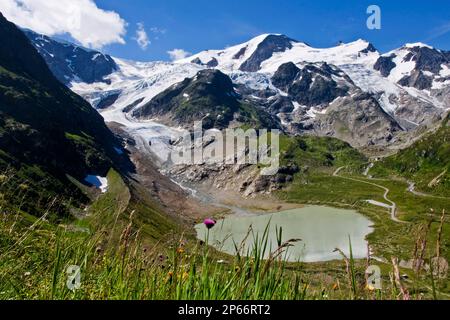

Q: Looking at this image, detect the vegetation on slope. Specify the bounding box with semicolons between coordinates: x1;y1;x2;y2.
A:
279;134;367;170
0;13;130;218
372;113;450;197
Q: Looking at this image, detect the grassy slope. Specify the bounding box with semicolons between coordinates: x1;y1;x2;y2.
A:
0;168;181;299
0;13;129;219
372;113;450;197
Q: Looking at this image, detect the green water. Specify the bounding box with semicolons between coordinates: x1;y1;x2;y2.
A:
196;206;374;262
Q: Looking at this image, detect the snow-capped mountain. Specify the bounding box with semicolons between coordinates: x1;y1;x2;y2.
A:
24;29;118;85
374;43;450;102
179;34;448;128
178;35;377;73
25;32;450;157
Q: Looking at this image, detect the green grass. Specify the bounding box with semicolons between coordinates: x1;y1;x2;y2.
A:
279;135;367;169
372;113;450;197
279;173;385;206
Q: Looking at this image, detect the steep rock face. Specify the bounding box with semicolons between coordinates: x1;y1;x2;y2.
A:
308;93;403;147
398;70;433;90
271;62;301;91
405;46;449;74
133;69;280;130
388;92;442;129
374;55;396;77
239;35;297;72
272;62;353;107
24;29;117;85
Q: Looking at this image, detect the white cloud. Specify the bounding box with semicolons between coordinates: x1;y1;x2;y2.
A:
0;0;127;49
167;48;191;61
134;22;150;50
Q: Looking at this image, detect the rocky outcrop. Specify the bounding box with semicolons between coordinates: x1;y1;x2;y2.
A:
405;46;449;74
272;62;354;107
398;70;433;90
240;35;297;72
308;93;403;146
271;62;301;91
374;55;396;77
375;45;450;91
206;58;219;68
360;43;378;54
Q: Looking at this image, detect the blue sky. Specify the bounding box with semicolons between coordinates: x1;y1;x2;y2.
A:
3;0;450;61
95;0;450;61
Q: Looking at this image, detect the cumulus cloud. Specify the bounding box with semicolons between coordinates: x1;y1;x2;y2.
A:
134;22;150;50
0;0;127;49
167;48;191;61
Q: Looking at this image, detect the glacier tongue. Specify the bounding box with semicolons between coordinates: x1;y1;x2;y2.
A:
72;59;203;166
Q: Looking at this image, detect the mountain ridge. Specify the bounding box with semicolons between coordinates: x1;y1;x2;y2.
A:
21;29;450;153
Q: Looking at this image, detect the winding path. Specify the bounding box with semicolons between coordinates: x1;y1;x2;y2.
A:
333;165;403;223
407;180;449;200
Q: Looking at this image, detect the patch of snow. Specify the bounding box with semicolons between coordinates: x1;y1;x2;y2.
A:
404;42;433;49
229;71;276;92
277;113;288;126
84;175;108;193
387;49;416;83
260;39;379;74
440;65;450;77
292;102;301;113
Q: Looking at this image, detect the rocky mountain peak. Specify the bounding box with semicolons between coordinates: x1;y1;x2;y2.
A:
271;61;354;107
239;34;298;72
402;45;449;74
24;29;117;85
374;43;450;91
